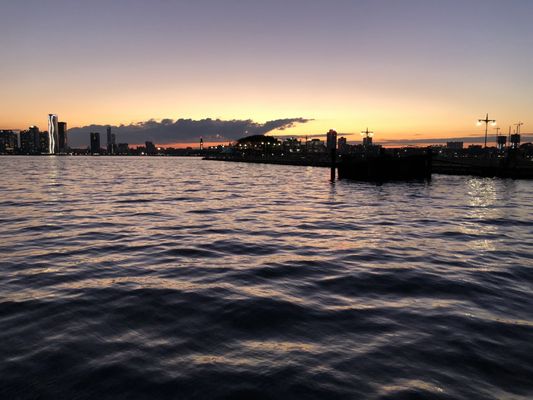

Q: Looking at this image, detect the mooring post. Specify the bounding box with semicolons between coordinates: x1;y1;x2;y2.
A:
326;129;338;182
330;147;336;182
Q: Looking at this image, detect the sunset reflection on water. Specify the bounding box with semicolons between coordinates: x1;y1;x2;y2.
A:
1;156;532;399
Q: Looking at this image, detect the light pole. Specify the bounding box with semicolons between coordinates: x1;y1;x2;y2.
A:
494;126;500;141
514;121;523;135
477;113;496;148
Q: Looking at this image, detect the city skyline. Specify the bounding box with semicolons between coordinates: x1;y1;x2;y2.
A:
5;113;533;150
2;0;533;143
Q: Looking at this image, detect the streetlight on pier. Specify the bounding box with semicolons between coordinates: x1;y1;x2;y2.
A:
514;121;524;135
494;126;500;143
477;113;496;148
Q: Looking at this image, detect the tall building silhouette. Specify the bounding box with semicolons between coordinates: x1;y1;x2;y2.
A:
338;137;348;154
40;131;49;153
106;126;116;154
30;126;40;153
58;122;67;153
145;141;157;155
0;130;17;154
326;129;337;152
90;132;101;154
48;114;58;154
19;130;33;154
20;126;40;154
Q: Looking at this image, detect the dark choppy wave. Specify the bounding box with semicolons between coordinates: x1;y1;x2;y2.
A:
1;156;532;399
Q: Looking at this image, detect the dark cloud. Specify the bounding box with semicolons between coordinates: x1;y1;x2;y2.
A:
67;117;312;147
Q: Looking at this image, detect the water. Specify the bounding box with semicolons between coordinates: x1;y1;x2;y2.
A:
1;156;532;400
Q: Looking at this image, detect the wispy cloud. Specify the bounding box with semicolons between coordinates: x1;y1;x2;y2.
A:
67;117;312;147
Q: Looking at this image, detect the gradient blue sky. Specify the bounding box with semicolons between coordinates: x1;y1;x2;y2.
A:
1;0;532;143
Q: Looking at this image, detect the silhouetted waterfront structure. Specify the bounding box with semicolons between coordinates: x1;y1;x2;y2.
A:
3;114;532;181
510;134;521;149
106;127;116;155
31;126;41;153
497;135;507;152
338;137;348;154
326;129;337;152
361;128;374;148
90;132;101;155
19;130;32;154
433;125;533;178
307;138;326;153
117;143;129;155
338;130;432;181
20;126;41;154
446;141;463;150
327;129;338;181
39;132;49;154
58;122;68;153
0;130;17;154
18;126;49;154
145;141;157;155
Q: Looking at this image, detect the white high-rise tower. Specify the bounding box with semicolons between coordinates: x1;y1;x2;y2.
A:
48;114;58;154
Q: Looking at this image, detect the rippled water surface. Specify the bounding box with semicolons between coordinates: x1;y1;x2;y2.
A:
1;156;532;399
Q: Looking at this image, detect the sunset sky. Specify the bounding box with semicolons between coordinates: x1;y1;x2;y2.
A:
1;0;532;145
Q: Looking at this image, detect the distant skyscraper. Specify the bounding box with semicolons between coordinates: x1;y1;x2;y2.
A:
145;141;157;155
20;126;40;154
326;129;337;152
19;126;41;154
0;130;18;154
48;114;58;154
106;126;116;154
58;122;67;153
19;130;33;154
90;132;101;154
338;137;348;154
40;131;50;153
30;126;40;153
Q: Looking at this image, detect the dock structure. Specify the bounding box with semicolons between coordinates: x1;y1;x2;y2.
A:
204;118;533;180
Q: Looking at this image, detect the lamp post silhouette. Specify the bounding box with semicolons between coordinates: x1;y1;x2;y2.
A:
514;121;524;135
477;113;496;148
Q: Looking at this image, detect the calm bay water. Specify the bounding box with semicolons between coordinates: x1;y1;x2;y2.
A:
0;156;532;399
